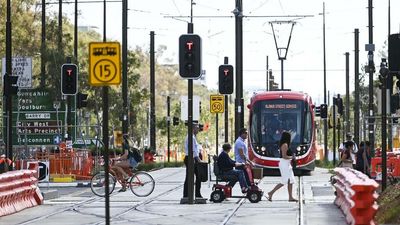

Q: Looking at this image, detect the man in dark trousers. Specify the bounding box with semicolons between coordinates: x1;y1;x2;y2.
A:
183;123;203;199
218;143;249;193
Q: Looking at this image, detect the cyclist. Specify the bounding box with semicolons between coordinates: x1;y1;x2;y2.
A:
112;134;140;192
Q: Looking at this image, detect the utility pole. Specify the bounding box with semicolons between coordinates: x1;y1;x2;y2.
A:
122;0;129;140
150;31;156;152
41;0;46;88
167;96;171;162
322;2;328;161
345;52;350;134
234;0;244;136
367;0;375;149
5;0;13;169
380;59;389;191
224;56;229;143
354;29;360;146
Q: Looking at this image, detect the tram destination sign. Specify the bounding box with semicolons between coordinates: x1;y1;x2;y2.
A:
10;89;76;146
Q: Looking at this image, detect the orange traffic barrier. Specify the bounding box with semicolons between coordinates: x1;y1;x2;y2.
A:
0;170;43;217
333;167;379;225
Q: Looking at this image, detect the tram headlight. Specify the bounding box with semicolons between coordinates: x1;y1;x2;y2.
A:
261;146;266;152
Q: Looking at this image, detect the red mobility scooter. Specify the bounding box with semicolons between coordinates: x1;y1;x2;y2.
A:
210;156;263;203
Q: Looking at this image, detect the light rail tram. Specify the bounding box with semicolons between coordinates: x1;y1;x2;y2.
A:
247;91;317;175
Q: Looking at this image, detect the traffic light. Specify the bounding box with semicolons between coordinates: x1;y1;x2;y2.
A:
179;34;202;78
315;105;321;117
320;104;328;119
389;33;400;73
61;63;78;95
336;97;343;115
76;92;88;109
218;64;234;94
3;73;19;96
173;116;180;126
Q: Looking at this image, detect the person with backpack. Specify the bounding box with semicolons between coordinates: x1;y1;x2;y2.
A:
112;134;142;192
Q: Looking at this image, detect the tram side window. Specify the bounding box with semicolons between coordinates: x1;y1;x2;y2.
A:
304;110;312;143
251;109;260;145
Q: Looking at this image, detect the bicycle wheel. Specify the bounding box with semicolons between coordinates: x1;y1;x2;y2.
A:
129;171;155;197
90;172;116;197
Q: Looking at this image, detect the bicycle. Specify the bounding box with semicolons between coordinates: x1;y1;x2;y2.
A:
90;158;155;197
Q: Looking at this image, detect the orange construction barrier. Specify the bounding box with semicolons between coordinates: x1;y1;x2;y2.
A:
0;170;43;217
333;168;379;225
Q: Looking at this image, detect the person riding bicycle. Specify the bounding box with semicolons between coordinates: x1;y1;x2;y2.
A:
112;134;141;192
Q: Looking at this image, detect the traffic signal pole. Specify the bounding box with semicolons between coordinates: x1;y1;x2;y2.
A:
5;0;13;168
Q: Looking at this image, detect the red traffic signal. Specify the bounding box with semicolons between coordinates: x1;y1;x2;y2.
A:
179;34;202;78
218;65;234;94
61;64;78;95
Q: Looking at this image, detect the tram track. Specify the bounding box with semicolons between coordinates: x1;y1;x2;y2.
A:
15;169;183;225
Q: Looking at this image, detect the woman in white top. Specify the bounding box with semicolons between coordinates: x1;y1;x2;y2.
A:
266;131;298;202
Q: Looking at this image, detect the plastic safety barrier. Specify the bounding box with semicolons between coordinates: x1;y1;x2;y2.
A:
333;167;379;225
0;170;43;217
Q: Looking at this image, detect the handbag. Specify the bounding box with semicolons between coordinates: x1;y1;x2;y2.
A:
196;162;208;182
291;158;297;169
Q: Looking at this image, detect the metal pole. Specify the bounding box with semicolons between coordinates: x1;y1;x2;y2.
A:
367;0;375;149
323;2;328;162
216;114;219;155
333;97;337;165
187;21;194;205
224;56;229;143
266;56;269;91
66;57;72;140
345;52;350;134
122;0;129;140
58;0;62;51
380;59;388;191
167;96;171;162
150;31;156;152
5;0;13;167
280;59;284;90
354;29;360;146
41;0;46;88
234;0;243;137
102;0;110;224
74;0;78;62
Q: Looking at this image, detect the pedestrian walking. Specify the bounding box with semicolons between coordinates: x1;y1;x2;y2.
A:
266;131;298;202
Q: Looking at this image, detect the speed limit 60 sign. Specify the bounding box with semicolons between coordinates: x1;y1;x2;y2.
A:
89;42;121;86
210;94;224;113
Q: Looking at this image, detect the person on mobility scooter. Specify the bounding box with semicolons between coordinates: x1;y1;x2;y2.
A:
210;143;263;203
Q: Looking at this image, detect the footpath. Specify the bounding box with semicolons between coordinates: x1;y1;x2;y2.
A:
1;167;348;225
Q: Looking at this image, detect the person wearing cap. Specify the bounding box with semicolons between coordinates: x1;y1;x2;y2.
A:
0;154;12;173
183;123;203;198
234;128;253;186
338;133;358;168
217;143;249;193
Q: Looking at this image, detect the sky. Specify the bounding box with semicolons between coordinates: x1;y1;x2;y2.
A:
53;0;400;105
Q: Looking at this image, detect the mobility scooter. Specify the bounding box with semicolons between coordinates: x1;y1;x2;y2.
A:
210;155;263;203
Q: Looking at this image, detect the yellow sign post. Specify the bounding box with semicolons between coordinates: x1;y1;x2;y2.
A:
89;42;121;86
210;94;224;113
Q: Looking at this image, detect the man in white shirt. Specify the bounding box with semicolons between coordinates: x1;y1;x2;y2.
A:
234;128;253;186
183;123;203;198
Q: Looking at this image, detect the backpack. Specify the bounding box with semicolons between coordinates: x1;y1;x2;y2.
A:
129;147;142;163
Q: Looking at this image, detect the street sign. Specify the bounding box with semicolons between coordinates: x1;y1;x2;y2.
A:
2;57;32;88
89;42;121;86
210;94;224;113
180;95;201;121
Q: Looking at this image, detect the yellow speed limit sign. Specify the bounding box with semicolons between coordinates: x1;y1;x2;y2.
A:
89;42;121;86
210;94;224;113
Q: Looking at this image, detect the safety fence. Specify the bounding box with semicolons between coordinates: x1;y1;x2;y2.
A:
370;156;400;179
0;168;43;217
333;167;379;225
